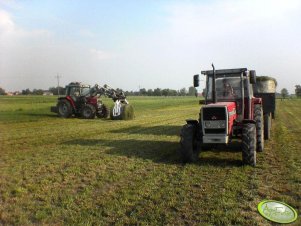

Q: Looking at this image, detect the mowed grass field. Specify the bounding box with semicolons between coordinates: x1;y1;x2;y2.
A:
0;96;300;225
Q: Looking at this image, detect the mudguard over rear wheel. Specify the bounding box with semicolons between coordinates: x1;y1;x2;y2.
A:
242;123;257;166
180;123;200;163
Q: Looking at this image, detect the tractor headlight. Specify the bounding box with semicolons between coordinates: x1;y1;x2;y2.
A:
204;120;226;128
220;121;226;128
205;121;211;128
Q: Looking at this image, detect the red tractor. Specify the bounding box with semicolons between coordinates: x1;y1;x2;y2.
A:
51;82;130;119
180;65;272;166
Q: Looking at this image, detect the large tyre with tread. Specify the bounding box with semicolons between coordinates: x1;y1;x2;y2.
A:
254;105;264;152
242;123;257;166
96;104;109;118
57;99;73;118
180;123;200;163
81;104;96;119
264;113;271;140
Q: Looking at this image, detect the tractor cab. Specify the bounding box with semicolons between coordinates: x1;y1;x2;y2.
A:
65;82;91;100
196;68;257;122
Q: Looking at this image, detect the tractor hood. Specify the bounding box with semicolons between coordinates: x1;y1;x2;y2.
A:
205;102;236;113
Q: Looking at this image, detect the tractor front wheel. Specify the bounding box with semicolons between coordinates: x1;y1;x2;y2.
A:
96;104;109;118
57;99;72;118
242;123;257;166
180;123;200;163
81;104;96;119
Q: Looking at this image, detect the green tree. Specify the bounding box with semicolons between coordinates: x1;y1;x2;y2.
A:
49;87;65;95
147;89;153;96
32;89;44;95
295;85;301;98
22;88;31;95
168;89;178;96
139;88;147;96
281;88;289;99
153;88;162;96
0;87;6;95
179;88;187;96
162;89;169;96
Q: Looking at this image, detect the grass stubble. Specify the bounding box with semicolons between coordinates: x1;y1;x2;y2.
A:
0;96;300;225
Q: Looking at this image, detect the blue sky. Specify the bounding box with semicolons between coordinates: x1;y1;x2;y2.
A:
1;0;301;93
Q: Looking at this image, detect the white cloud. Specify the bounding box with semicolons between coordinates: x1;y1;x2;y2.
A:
119;0;301;92
166;0;301;38
1;1;301;93
0;9;118;91
0;0;20;9
0;9;51;41
79;29;95;38
0;9;15;33
89;48;116;60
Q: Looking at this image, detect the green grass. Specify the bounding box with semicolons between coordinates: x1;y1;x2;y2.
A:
0;96;300;225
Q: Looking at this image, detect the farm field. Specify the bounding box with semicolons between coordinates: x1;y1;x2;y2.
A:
0;96;300;225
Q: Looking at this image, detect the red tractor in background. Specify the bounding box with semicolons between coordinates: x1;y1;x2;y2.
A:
51;82;130;119
180;65;272;166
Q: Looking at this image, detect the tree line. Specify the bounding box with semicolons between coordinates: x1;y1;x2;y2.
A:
280;85;301;98
1;85;301;97
0;86;198;96
124;87;197;96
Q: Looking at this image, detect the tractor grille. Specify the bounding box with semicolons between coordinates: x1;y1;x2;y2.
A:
202;107;227;134
202;107;226;120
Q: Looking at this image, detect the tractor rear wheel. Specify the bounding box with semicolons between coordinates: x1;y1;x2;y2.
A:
81;104;96;119
254;105;264;152
96;104;109;118
242;123;256;166
57;99;72;118
180;123;200;163
264;113;271;140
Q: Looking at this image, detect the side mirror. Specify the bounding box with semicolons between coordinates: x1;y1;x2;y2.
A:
193;74;199;87
249;70;256;84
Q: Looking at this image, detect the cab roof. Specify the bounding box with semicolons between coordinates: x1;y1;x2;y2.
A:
201;68;248;76
67;82;90;88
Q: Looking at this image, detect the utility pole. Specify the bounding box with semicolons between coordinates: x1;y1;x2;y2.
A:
55;74;62;96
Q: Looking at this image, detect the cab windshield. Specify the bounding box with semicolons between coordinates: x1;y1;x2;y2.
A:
206;75;249;101
81;87;91;96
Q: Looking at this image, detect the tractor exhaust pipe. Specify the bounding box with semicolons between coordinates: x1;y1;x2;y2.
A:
212;63;217;103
